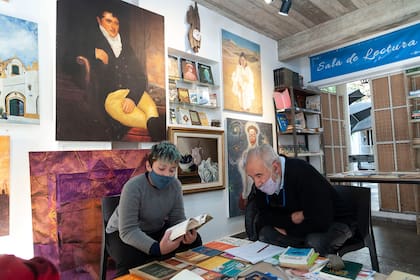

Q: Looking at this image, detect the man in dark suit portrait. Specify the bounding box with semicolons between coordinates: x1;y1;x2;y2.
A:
56;0;165;141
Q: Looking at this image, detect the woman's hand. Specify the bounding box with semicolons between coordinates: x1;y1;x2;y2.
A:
159;230;182;255
182;229;197;245
291;211;304;224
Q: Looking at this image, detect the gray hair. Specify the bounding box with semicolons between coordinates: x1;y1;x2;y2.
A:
242;144;279;170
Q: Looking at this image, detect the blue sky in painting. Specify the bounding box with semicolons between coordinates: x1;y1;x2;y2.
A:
222;29;260;53
0;13;38;67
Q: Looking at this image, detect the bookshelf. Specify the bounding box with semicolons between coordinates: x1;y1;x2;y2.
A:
167;48;222;131
273;72;325;173
406;68;420;163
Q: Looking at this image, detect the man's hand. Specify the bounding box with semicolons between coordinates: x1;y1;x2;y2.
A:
159;230;182;255
122;98;136;113
182;229;197;245
95;48;109;65
291;211;304;224
274;227;287;235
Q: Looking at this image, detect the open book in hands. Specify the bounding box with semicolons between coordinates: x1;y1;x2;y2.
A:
166;214;213;241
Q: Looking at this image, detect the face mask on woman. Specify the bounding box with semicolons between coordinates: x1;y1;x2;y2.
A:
149;170;175;189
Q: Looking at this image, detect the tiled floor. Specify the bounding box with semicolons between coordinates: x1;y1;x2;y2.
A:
342;219;420;276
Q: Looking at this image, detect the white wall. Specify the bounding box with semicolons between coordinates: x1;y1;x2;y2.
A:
0;0;281;258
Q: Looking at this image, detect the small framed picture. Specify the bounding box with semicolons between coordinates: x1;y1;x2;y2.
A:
177;88;190;103
189;110;201;125
198;63;214;84
181;58;198;81
177;108;192;125
168;55;180;79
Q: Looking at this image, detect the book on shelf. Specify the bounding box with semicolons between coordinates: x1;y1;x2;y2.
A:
224;240;285;264
169;108;177;125
197;112;209;126
196;255;251;278
181;58;198;81
305;95;321;111
166;213;213;241
189;90;198;104
276;113;289;132
169;82;178;102
177;108;192;125
197;85;210;105
168;55;180;79
129;260;180;280
273;88;292;110
319;260;363;280
177;88;190;103
278;246;315;265
197;63;214;84
209;93;217;107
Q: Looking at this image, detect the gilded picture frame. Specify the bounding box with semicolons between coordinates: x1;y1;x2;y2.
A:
169;127;224;193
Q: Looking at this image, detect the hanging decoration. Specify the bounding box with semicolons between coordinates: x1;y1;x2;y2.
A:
187;2;201;53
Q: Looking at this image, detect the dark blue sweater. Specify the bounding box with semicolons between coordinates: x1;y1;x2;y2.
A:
254;157;335;238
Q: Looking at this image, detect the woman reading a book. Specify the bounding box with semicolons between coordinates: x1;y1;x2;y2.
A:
243;144;354;256
106;141;202;277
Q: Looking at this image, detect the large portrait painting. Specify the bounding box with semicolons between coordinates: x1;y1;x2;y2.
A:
56;0;166;142
226;118;272;217
222;30;262;115
0;136;10;236
29;149;149;279
0;14;39;124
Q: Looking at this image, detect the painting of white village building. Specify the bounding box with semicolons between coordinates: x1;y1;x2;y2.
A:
0;13;39;124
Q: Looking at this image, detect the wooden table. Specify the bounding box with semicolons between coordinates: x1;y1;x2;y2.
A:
328;171;420;234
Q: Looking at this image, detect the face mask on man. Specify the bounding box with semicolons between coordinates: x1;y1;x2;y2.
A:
149;170;175;189
259;170;281;195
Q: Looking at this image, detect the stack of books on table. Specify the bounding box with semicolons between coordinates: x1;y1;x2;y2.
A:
278;246;319;271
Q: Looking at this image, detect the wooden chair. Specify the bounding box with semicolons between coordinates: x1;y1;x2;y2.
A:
333;185;380;272
99;195;120;280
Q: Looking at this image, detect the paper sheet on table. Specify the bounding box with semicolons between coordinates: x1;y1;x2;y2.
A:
225;241;285;264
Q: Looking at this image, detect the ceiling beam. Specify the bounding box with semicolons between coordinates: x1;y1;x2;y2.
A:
277;0;420;61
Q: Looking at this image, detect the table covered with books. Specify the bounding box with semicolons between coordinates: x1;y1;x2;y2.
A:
115;236;392;280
